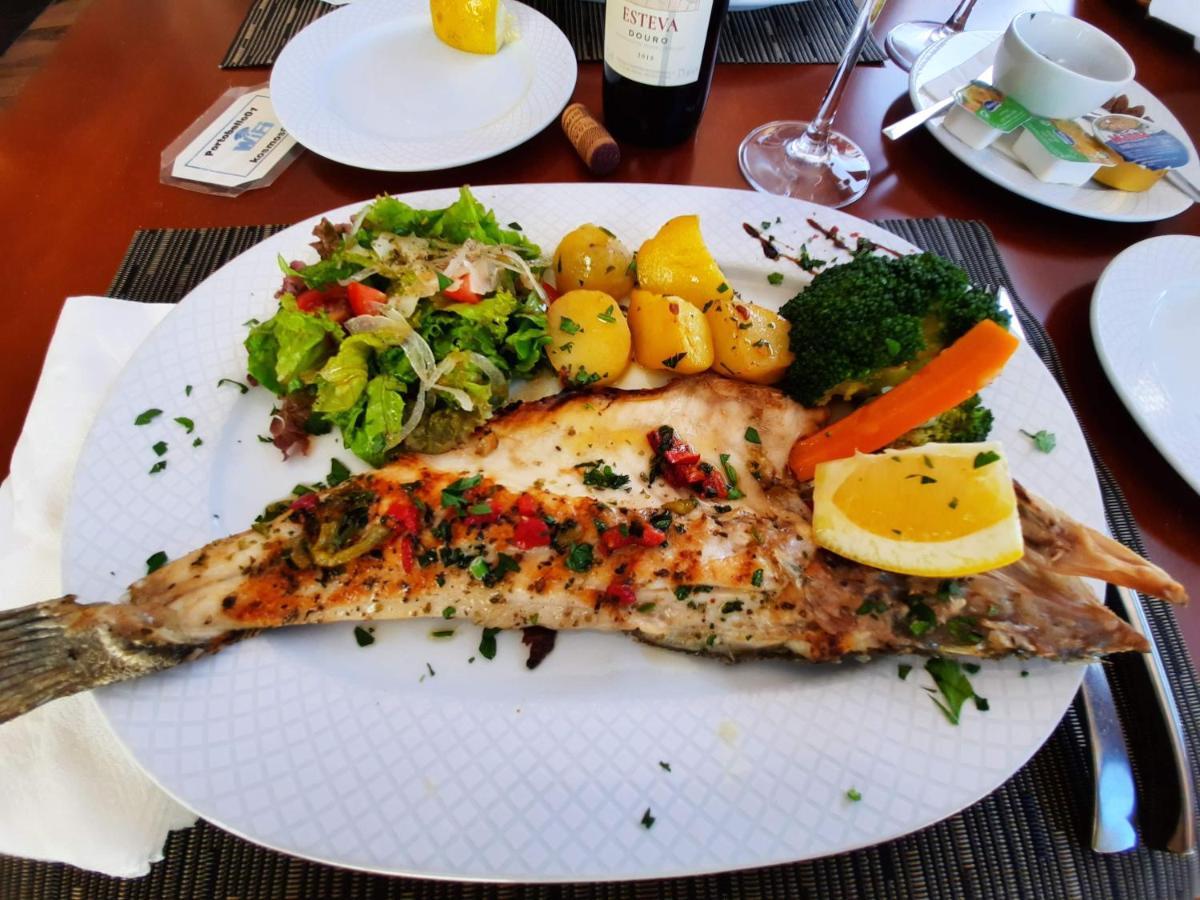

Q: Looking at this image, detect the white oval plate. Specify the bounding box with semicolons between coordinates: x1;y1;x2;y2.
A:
909;31;1197;223
1092;234;1200;495
271;0;576;172
64;184;1102;881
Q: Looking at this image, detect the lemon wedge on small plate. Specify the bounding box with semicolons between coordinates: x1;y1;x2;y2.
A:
812;442;1024;577
431;0;517;54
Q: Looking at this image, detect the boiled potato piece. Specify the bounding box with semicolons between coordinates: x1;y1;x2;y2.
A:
706;298;793;384
636;215;727;308
552;224;635;298
545;289;631;388
628;289;714;374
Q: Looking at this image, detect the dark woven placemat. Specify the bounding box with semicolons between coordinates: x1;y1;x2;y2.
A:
220;0;885;68
1;217;1197;898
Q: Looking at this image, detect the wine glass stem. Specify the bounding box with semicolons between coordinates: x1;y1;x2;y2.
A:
800;0;881;151
944;0;979;33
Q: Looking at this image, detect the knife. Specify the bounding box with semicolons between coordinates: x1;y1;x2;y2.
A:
883;65;994;141
1111;584;1197;854
995;287;1140;853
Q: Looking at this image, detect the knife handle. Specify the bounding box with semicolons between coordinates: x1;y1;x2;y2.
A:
883;95;955;141
1081;662;1138;853
1113;585;1197;854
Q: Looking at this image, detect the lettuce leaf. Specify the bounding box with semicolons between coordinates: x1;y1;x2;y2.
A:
245;301;343;395
329;375;407;467
314;333;395;414
505;310;551;379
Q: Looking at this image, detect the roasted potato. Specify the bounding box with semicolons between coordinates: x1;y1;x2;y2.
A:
705;298;793;384
636;215;728;308
628;289;714;374
545;289;631;388
552;225;635;298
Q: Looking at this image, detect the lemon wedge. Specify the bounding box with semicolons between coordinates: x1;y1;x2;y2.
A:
812;442;1024;577
636;215;728;308
430;0;516;54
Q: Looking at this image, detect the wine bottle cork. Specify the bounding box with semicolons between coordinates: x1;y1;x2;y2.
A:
561;103;620;175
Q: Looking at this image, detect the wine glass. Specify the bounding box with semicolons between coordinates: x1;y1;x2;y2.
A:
885;0;980;72
737;0;882;207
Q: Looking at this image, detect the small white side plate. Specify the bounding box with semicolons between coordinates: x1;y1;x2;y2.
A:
1092;234;1200;493
271;0;576;172
909;31;1197;223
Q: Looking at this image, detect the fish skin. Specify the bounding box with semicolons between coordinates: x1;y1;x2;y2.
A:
0;376;1186;725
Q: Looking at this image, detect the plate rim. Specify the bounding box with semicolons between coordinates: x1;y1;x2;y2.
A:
67;182;1093;881
270;0;577;172
907;30;1196;224
1090;233;1200;495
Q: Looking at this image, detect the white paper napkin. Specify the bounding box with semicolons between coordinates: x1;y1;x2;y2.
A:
0;297;195;878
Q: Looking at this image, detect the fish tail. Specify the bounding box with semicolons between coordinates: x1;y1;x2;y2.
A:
0;596;227;725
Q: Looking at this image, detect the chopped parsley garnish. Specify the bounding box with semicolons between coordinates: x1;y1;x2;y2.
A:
751;568;764;587
906;598;936;636
640;808;656;829
898;663;912;680
973;450;1001;469
856;597;887;616
797;244;826;272
468;556;490;580
565;542;594;572
716;282;729;293
559;316;582;335
430;629;455;639
134;408;162;426
353;626;375;647
441;474;482;509
674;584;713;601
597;305;617;324
946;616;984;645
467;502;493;516
479;627;500;660
846;788;862;802
559;342;575;353
257;435;274;443
174;416;195;434
436;272;453;291
636;602;656;613
948;497;959;510
1021;429;1057;453
659;761;671;772
148;461;167;475
925;657;986;725
217;378;249;394
145;551;168;574
767;272;784;285
506;221;523;231
442;606;456;619
919;475;936;485
576;460;630;490
744;427;761;444
152;441;168;457
327;458;351;486
661;352;686;369
626;256;637;275
184;385;193;397
571;367;602;388
718;453;745;500
936;580;966;602
721;600;743;614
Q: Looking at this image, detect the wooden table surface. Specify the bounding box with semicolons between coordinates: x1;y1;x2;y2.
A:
0;0;1196;659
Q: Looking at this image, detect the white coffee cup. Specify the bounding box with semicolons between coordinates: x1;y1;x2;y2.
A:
992;12;1135;120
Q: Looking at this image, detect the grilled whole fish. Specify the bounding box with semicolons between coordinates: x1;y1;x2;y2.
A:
0;376;1186;724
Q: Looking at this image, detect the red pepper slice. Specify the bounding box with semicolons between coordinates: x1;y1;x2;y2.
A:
442;273;482;304
603;581;637;607
512;516;551;549
514;494;539;517
347;281;387;317
541;280;561;303
399;535;415;573
664;447;701;467
385;500;422;534
289;492;319;512
295;286;351;324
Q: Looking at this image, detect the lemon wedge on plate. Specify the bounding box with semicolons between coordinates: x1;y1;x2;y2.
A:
431;0;517;54
812;442;1024;577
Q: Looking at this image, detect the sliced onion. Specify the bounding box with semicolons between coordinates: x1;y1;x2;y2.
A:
465;351;508;394
395;379;428;445
431;384;474;412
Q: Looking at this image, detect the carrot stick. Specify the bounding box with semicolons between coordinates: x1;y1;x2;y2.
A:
788;320;1020;482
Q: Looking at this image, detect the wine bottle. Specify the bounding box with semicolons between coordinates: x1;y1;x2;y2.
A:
602;0;731;147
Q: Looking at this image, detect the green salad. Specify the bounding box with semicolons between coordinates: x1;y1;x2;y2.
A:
245;187;551;465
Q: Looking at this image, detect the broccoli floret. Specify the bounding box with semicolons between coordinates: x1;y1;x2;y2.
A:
895;395;994;448
778;252;1010;406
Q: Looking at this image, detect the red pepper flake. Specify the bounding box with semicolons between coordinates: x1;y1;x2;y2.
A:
514;494;539;517
399;535;415;573
512;516;552;550
603;580;637;607
734;304;751;321
289;493;319;513
600;519;667;553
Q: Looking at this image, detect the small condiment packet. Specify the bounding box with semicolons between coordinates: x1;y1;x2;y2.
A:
1091;114;1190;171
1012;117;1117;186
160;84;302;197
943;81;1031;150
